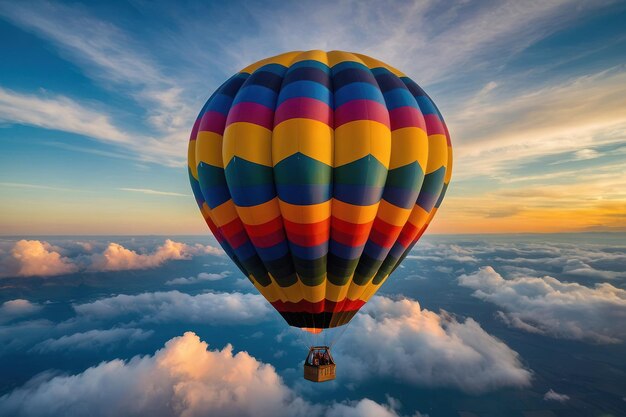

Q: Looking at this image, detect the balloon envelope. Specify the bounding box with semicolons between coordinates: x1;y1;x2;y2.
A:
188;50;452;329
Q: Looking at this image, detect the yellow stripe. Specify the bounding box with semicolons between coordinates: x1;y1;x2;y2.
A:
327;50;362;67
389;127;428;170
444;145;453;183
187;140;198;180
406;204;430;228
325;280;350;303
425;134;448;174
352;52;406;77
291;50;329;66
240;51;302;74
279;200;331;223
196;131;224;168
376;200;412;226
236;198;281;225
359;277;388;302
209;199;239;227
272;118;333;165
223;122;273;167
334;120;391;167
332;199;379;224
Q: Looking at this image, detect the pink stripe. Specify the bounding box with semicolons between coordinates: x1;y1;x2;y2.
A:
225;102;274;130
388;106;426;131
189;117;201;141
199;111;227;135
424;114;445;136
334;100;390;128
274;97;332;126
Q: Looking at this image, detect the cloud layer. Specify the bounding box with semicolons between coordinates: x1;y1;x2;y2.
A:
458;266;626;343
0;332;416;417
337;296;532;393
73;291;272;325
0;239;223;277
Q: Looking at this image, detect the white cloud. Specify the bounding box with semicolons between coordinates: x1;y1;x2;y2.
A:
544;389;570;402
89;239;222;271
73;291;272;325
0;240;78;278
336;296;532;393
119;188;189;197
0;299;42;323
90;239;192;271
0;239;223;277
458;266;626;343
31;328;153;353
0;332;419;417
0;87;131;145
165;271;230;285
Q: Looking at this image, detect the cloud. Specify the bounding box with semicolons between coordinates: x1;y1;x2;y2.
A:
73;291;272;325
0;240;78;278
336;296;532;393
89;239;223;271
544;389;570;402
31;328;153;353
0;239;223;277
0;87;131;145
0;299;43;323
119;188;189;197
458;266;626;343
90;239;192;271
0;332;418;417
165;271;230;285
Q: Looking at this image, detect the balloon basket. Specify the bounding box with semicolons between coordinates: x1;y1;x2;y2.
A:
303;346;336;382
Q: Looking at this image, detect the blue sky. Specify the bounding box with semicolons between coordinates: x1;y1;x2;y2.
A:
1;0;625;235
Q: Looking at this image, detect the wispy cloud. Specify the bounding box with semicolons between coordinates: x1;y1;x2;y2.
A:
119;188;189;197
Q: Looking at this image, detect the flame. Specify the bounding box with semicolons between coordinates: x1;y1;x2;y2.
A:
302;327;323;334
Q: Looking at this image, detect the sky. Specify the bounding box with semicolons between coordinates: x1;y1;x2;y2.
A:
0;0;625;235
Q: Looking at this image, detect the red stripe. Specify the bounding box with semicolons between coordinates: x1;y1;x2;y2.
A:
424;114;445;136
397;222;419;248
368;218;403;248
284;218;330;247
190;117;201;141
248;228;286;248
388;106;426;131
271;298;365;314
225;102;274;130
274;97;332;126
334;100;390;128
199;111;227;135
331;217;373;247
219;218;249;249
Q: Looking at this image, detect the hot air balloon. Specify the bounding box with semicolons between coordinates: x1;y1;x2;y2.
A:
188;50;452;382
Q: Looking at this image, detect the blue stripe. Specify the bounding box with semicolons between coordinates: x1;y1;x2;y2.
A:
246;63;287;76
416;167;446;211
228;184;276;207
333;184;385;206
233;242;257;260
329;240;365;260
331;60;370;74
383;88;417;110
363;241;388;261
255;242;290;261
203;94;234;115
289;59;330;73
277;80;333;107
334;82;386;107
415;96;438;115
232;85;277;109
276;184;332;205
289;242;328;260
382;187;420;209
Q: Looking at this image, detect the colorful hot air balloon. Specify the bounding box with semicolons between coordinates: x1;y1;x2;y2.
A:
188;50;452;334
